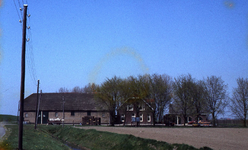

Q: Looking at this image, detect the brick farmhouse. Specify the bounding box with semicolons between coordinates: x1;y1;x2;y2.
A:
117;98;155;125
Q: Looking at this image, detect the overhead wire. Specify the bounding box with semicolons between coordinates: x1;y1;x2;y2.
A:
13;0;39;89
17;0;23;19
13;0;22;23
26;6;38;87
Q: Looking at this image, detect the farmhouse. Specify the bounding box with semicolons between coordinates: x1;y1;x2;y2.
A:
23;93;110;124
165;104;209;125
117;98;154;125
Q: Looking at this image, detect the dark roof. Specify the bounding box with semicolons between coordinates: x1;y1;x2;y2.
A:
119;98;154;111
24;93;107;111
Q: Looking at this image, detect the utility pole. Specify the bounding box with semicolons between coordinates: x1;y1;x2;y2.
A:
35;80;40;129
18;4;28;150
62;96;65;127
35;90;42;126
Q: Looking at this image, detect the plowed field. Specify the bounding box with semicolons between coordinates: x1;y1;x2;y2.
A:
78;126;248;150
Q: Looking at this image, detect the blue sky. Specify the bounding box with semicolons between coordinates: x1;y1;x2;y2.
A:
0;0;248;116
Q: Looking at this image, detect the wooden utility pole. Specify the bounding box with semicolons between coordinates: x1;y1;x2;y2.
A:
34;80;40;129
62;96;65;127
35;90;42;126
18;4;28;150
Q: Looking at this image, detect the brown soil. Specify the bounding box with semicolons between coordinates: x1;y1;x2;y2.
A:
77;126;248;150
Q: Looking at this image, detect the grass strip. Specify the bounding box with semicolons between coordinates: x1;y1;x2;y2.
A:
39;125;212;150
1;124;213;150
0;115;18;124
0;125;69;150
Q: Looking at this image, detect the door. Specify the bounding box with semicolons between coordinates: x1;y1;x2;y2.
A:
42;111;49;124
37;111;41;124
37;111;49;124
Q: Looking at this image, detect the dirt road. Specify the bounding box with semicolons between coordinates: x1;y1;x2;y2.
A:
0;122;6;140
78;126;248;150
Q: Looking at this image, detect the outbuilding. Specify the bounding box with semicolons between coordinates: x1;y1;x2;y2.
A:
23;93;110;124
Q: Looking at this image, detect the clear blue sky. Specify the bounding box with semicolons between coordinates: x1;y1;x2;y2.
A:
0;0;248;116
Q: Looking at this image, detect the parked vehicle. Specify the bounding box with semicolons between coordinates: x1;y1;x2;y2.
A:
47;118;62;125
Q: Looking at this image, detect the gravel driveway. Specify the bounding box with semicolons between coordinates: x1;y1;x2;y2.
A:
78;126;248;150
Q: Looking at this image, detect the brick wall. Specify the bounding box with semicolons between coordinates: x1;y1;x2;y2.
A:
48;111;110;124
24;111;110;124
91;112;110;124
24;112;35;123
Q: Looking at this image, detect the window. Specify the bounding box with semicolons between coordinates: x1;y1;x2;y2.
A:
188;117;192;122
132;113;136;118
147;114;151;122
71;111;75;116
121;114;125;122
55;112;58;118
139;103;145;111
87;111;91;116
140;114;143;122
131;113;136;122
25;113;28;118
102;113;105;118
127;104;134;111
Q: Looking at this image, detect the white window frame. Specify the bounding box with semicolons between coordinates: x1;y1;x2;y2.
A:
140;114;143;122
127;104;134;111
55;112;58;118
139;103;145;111
147;114;151;122
121;114;125;122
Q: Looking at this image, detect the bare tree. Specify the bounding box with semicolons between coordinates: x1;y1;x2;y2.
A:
58;87;70;93
83;83;98;94
230;78;248;127
150;74;173;123
191;80;208;122
204;76;228;127
173;74;194;126
95;76;123;126
71;86;84;93
126;75;150;99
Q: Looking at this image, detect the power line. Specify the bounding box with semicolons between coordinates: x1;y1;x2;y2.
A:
13;0;22;23
17;0;22;9
13;0;38;87
17;0;23;19
26;6;38;87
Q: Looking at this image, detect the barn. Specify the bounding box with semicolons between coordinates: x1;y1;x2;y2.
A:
23;93;110;124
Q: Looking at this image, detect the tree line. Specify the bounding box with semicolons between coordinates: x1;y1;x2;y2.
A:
58;74;248;127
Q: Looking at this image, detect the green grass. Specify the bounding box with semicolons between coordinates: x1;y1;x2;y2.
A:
0;125;70;150
0;114;18;124
39;125;212;150
1;124;212;150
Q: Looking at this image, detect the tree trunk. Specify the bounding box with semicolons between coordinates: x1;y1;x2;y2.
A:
244;113;247;127
212;113;216;127
183;115;187;126
110;110;115;126
153;111;156;126
196;114;200;123
124;108;127;126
